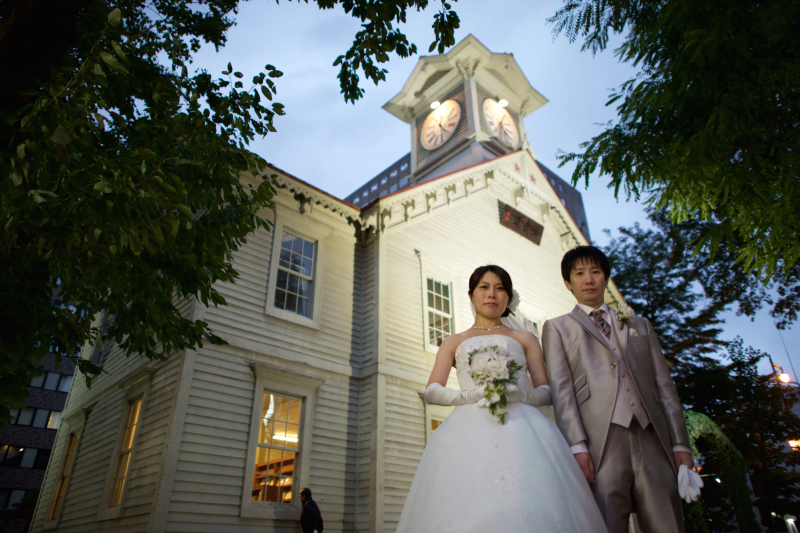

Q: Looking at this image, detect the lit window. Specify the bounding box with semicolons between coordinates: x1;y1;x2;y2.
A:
274;231;315;318
431;419;443;435
111;398;142;506
400;162;408;171
426;278;453;347
390;169;398;178
251;393;301;503
47;411;62;430
49;434;79;521
380;177;388;185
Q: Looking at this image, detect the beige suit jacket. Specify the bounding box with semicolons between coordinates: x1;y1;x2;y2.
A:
542;306;690;473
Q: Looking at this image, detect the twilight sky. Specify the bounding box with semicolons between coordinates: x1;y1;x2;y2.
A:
190;0;799;380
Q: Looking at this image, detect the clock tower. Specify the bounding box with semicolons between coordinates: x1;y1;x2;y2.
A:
383;35;547;184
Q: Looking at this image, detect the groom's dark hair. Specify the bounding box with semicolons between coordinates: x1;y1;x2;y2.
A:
561;246;610;281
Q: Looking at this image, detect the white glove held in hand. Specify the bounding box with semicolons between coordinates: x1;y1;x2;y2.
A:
424;383;484;406
506;385;552;407
677;464;704;503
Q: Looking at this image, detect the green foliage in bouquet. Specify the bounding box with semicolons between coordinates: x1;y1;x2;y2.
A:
467;345;523;424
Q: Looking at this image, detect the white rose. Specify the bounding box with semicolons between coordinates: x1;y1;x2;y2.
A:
486;359;510;380
489;392;501;403
507;383;518;392
471;353;490;374
478;398;490;409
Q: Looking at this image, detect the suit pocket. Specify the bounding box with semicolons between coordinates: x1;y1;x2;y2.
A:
573;373;586;392
575;384;590;406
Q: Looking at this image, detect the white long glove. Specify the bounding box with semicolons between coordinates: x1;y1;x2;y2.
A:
506;385;552;407
677;464;704;503
424;383;485;406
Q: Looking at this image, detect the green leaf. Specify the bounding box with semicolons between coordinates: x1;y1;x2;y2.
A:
176;204;193;218
30;190;58;203
100;51;129;74
11;171;23;186
93;181;113;193
107;8;122;27
111;41;127;61
50;126;71;145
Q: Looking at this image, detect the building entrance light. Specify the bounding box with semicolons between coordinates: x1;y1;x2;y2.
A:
498;99;508;107
430;101;441;110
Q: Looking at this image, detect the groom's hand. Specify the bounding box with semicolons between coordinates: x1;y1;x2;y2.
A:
673;450;693;470
574;453;596;485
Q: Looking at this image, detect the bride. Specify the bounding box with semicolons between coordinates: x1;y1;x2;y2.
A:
396;265;608;533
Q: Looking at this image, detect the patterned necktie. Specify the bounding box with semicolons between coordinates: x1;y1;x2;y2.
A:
589;309;611;339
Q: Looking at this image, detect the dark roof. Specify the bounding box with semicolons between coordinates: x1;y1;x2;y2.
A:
535;161;591;243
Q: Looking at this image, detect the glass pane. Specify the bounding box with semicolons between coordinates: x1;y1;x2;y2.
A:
285;293;297;313
44;373;60;391
284;424;300;445
33;449;51;469
274;289;286;310
435;295;442;311
429;327;436;345
427;278;433;291
17;408;35;426
287;274;298;294
427;292;434;308
112;452;130;505
273;396;290;422
9;409;18;424
47;411;61;430
434;281;442;294
58;375;73;392
303;240;314;260
279;248;291;269
32;409;49;428
292;235;304;254
301;257;313;277
3;446;23;467
272;421;287;442
297;279;309;298
290;253;302;273
287;399;301;425
251;473;267;501
29;374;45;388
122;400;141;450
276;270;288;289
442;284;449;298
433;314;442;329
442;317;450;334
281;231;293;249
443;299;450;314
297;297;308;317
281;449;296;474
20;448;37;468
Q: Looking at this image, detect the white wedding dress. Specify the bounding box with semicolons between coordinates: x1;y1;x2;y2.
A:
396;335;608;533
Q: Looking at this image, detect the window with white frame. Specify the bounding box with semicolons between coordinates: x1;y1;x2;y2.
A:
251;393;302;504
110;398;142;506
426;278;453;347
48;433;79;521
274;230;316;318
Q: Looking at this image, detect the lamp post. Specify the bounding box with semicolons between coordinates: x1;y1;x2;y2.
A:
785;514;799;533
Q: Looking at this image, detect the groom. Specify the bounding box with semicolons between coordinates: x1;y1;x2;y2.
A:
542;246;693;533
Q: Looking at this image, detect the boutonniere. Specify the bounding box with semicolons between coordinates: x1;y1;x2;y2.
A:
616;304;636;330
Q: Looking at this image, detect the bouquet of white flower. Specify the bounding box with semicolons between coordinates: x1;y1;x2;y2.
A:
458;344;523;424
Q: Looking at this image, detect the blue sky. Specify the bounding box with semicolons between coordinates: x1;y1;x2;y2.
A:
191;0;799;380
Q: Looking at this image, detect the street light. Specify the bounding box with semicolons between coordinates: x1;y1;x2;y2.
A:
789;440;799;450
779;372;792;384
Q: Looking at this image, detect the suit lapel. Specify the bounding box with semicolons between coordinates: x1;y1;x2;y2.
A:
569;306;614;354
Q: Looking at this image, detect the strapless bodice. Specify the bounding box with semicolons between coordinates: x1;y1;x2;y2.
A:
454;334;527;390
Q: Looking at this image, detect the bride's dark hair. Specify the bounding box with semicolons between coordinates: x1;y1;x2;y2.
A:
468;265;514;318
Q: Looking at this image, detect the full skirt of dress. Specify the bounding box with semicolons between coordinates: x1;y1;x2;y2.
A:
395;400;608;533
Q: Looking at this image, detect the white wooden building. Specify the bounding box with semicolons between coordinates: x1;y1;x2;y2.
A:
29;35;625;533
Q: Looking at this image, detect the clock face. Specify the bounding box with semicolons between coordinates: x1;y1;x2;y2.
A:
483;98;519;147
420;100;461;151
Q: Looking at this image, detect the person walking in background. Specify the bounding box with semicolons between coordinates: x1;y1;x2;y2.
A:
300;488;323;533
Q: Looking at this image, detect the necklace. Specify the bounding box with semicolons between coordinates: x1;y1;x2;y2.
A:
471;324;506;332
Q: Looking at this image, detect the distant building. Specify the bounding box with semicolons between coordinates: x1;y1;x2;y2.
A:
0;354;74;533
29;35;623;533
